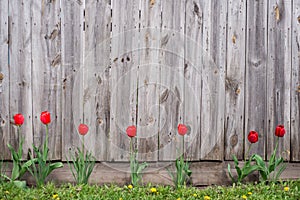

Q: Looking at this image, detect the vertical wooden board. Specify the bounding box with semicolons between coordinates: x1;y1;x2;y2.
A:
159;0;185;161
31;0;62;160
137;0;161;161
183;0;203;160
291;0;300;161
0;0;9;159
266;0;291;161
61;0;84;161
83;0;111;161
200;0;226;160
225;0;246;160
8;0;33;158
109;0;139;161
245;0;268;158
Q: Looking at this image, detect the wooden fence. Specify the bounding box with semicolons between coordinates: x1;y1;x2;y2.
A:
0;0;299;167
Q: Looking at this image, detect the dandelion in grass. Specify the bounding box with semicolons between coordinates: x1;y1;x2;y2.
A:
150;187;157;193
5;191;9;194
52;194;58;199
242;195;247;199
284;186;289;191
247;192;252;195
193;193;197;197
204;196;210;200
128;184;133;189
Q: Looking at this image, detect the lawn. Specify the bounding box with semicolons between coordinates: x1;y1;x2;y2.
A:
0;180;299;200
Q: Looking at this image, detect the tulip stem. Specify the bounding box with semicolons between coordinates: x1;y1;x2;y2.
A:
245;143;252;161
17;126;21;148
82;136;85;155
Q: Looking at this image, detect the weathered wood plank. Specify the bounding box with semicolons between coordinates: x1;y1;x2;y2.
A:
225;0;246;160
291;0;300;161
83;0;111;161
183;0;203;160
13;161;264;186
109;0;139;161
245;0;268;159
0;0;9;159
31;0;62;160
137;0;161;161
61;0;85;161
8;0;33;158
267;0;291;161
200;0;226;160
158;0;185;161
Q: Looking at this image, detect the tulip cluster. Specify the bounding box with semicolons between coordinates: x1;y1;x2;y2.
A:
67;123;95;185
168;124;192;189
6;111;63;188
126;125;148;186
228;125;287;183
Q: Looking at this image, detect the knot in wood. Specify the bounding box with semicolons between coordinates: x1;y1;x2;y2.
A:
0;72;4;81
230;134;238;147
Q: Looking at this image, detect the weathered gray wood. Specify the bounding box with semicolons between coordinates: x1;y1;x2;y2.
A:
31;0;62;160
83;0;111;161
8;0;33;158
183;0;203;160
158;0;185;161
0;0;9;159
245;0;268;159
137;0;161;161
61;0;85;161
109;0;140;161
225;0;246;160
291;0;300;161
266;0;291;161
200;0;226;160
13;161;264;186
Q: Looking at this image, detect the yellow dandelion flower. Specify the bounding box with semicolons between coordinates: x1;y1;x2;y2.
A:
177;198;181;200
128;184;133;189
248;192;252;195
204;196;211;200
52;194;59;199
150;187;157;193
284;186;289;191
5;191;9;194
242;195;247;199
119;198;123;200
193;193;197;197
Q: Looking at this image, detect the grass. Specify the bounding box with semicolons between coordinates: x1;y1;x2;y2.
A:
0;180;299;200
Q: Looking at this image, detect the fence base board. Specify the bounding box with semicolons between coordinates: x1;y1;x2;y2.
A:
2;161;299;187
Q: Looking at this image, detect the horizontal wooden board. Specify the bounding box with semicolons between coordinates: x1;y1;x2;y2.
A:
5;161;300;186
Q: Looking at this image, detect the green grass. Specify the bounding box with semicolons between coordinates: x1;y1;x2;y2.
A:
0;180;299;200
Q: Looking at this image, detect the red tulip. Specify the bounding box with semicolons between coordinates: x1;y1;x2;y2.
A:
40;111;51;125
126;125;136;137
178;124;188;136
275;125;285;137
13;113;24;126
78;124;89;136
247;131;258;143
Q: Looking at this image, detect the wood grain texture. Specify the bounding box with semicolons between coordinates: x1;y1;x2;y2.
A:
200;0;226;160
61;0;85;161
8;0;33;158
225;0;246;160
137;0;161;161
109;0;139;161
245;0;268;159
266;0;291;161
158;0;185;161
83;0;111;161
0;0;9;159
291;0;300;161
31;0;62;160
183;0;203;160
